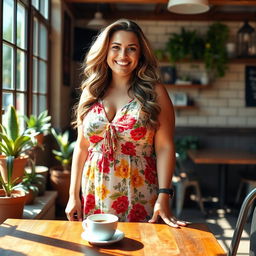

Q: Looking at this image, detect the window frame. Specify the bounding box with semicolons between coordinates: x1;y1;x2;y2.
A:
0;0;51;122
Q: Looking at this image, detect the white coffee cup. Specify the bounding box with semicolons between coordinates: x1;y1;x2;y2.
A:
82;213;118;241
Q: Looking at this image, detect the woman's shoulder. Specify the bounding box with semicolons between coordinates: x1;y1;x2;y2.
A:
154;83;169;98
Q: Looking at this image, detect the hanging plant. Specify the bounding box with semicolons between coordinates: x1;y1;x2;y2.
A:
204;22;229;78
166;28;205;64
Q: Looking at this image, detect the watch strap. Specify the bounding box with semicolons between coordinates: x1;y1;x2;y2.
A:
157;188;174;198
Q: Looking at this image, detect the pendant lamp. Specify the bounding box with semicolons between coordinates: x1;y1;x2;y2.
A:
167;0;210;14
87;11;108;30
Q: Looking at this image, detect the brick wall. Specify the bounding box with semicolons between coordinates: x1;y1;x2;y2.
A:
137;21;256;128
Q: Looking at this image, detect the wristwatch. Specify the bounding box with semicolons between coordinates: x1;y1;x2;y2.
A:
157;188;174;199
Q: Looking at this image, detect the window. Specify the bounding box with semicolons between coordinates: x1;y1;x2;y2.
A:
1;0;50;124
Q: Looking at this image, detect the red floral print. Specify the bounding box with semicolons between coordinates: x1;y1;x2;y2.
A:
112;196;129;214
144;156;156;169
92;103;103;114
98;156;110;173
128;203;147;222
130;127;147;141
89;135;104;143
121;142;136;156
145;166;157;184
116;114;136;132
94;209;104;214
84;194;95;214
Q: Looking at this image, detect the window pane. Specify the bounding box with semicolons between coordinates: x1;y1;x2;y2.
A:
39;60;47;93
39;95;46;113
33;57;38;92
2;93;14;125
33;18;38;56
16;93;26;115
40;0;49;19
39;23;47;60
16;93;26;132
17;3;27;49
32;0;39;10
3;0;14;43
17;50;26;91
3;93;13;110
32;94;38;115
2;43;14;90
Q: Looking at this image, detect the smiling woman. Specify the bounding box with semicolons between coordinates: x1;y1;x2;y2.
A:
65;19;187;228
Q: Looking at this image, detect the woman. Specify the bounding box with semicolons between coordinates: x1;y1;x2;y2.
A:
65;19;186;228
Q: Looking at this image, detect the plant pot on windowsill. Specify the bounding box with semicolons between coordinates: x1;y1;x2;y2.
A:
0;106;34;184
50;166;71;208
49;128;75;208
0;156;27;224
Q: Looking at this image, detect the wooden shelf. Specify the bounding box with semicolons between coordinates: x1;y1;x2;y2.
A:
165;84;210;89
159;58;256;65
174;105;197;110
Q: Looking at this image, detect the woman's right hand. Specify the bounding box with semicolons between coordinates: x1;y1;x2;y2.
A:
65;197;83;221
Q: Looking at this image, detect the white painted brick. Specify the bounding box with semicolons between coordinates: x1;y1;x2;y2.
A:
148;26;166;34
229;99;244;107
237;90;244;99
175;116;189;126
228;81;243;89
218;90;238;98
227;117;247;126
188;116;208;126
208;116;227;126
219;108;237;116
228;65;244;72
200;91;219;98
247;117;256;126
208;99;229;107
238;108;256;116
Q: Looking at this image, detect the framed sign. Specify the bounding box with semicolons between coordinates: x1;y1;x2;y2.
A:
170;92;188;106
245;66;256;107
160;66;176;84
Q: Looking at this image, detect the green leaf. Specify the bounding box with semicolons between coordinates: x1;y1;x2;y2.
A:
6;106;19;141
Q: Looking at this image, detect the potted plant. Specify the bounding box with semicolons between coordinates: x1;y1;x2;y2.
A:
204;22;229;78
23;110;51;145
49;128;76;207
16;159;46;205
0;105;33;184
0;156;26;223
166;27;205;64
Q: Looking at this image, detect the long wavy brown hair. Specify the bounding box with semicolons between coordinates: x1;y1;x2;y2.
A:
74;19;161;128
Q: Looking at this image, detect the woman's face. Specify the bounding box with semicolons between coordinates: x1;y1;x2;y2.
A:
107;30;141;79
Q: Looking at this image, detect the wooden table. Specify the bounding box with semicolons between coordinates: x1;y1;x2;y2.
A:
188;149;256;208
0;219;226;256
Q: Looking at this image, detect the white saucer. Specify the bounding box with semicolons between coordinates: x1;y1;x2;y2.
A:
81;229;124;245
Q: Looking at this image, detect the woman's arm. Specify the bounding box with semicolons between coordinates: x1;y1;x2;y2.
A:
149;83;186;227
65;124;89;221
66;89;90;221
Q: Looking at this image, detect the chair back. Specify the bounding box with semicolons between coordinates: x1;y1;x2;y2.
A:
250;207;256;256
228;188;256;256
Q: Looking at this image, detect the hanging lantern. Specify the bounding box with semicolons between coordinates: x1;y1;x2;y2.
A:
237;21;256;58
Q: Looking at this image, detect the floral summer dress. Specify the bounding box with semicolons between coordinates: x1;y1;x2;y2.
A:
81;98;158;222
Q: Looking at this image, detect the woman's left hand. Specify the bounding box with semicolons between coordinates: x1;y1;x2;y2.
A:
148;193;187;228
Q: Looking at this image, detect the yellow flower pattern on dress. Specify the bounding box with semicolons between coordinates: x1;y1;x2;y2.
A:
115;159;130;178
131;168;144;188
81;99;159;222
96;184;110;200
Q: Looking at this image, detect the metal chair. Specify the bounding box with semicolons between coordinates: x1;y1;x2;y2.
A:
228;188;256;256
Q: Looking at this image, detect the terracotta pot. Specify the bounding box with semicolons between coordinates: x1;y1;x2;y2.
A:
50;167;71;208
35;133;44;145
0;189;26;224
0;155;28;184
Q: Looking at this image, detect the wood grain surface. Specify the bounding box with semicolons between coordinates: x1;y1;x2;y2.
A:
0;219;226;256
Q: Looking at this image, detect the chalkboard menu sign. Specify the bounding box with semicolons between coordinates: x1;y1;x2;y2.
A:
245;66;256;107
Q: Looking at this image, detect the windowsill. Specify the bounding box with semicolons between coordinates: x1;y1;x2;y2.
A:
23;191;58;219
